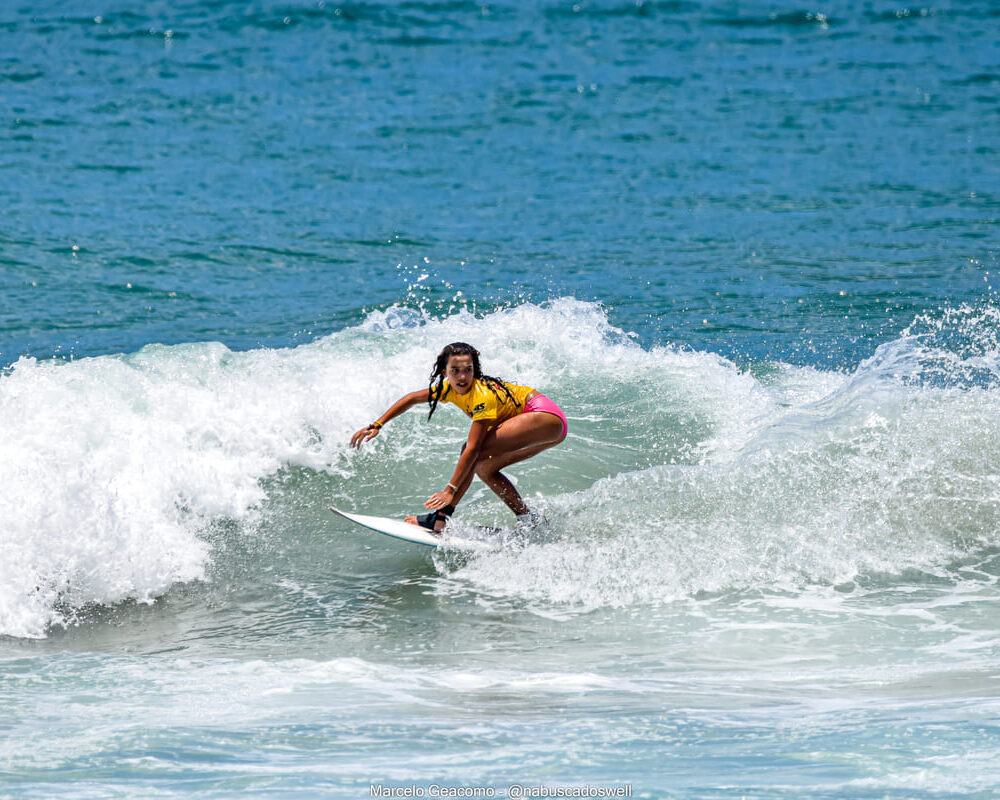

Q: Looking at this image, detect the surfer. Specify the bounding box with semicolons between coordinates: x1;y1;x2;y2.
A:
350;342;567;532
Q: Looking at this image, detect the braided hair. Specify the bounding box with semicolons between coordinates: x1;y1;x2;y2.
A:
427;342;521;421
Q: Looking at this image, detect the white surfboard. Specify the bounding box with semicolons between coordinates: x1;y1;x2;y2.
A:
329;506;497;552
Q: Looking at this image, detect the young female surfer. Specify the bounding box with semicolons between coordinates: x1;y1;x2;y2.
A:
349;342;567;533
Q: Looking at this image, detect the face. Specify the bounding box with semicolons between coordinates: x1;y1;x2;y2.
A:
445;354;475;394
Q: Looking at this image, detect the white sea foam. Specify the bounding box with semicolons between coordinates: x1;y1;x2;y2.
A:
0;336;375;637
437;305;1000;611
4;299;1000;636
2;298;666;636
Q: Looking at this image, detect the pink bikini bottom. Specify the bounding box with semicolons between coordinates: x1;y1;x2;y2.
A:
524;393;568;438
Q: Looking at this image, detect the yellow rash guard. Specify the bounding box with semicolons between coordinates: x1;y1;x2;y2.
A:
439;378;534;426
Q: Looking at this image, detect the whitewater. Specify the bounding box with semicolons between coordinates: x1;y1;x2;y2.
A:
3;299;1000;796
3;299;999;632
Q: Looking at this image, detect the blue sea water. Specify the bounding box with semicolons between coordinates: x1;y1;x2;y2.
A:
2;0;1000;797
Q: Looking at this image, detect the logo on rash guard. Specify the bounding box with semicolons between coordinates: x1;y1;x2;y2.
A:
472;403;486;414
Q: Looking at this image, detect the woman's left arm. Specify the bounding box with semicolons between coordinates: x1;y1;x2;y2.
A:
424;420;492;509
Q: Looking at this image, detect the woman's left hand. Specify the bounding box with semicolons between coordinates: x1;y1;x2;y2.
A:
425;488;455;509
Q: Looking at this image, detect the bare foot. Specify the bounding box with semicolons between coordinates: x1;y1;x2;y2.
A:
404;513;447;533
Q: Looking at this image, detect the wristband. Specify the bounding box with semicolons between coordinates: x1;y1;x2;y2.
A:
446;483;458;492
370;421;383;430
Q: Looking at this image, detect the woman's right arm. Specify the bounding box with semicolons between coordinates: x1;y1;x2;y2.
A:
350;388;431;448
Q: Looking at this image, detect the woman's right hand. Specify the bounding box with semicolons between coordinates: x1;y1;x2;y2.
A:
350;424;380;449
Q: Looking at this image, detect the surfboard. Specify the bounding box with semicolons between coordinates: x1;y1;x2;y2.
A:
329;506;497;551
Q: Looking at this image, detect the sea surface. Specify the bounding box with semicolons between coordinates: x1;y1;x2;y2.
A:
2;0;1000;797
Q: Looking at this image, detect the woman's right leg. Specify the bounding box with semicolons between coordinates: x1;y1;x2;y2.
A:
439;446;531;517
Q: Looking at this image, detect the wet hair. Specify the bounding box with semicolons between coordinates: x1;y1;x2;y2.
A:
427;342;520;420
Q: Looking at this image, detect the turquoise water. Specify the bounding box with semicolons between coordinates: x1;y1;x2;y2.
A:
2;1;1000;797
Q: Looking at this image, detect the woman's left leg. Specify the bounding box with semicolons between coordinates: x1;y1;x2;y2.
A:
408;412;565;528
466;412;566;515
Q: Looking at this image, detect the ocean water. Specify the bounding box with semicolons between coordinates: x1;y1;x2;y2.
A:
2;0;1000;797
